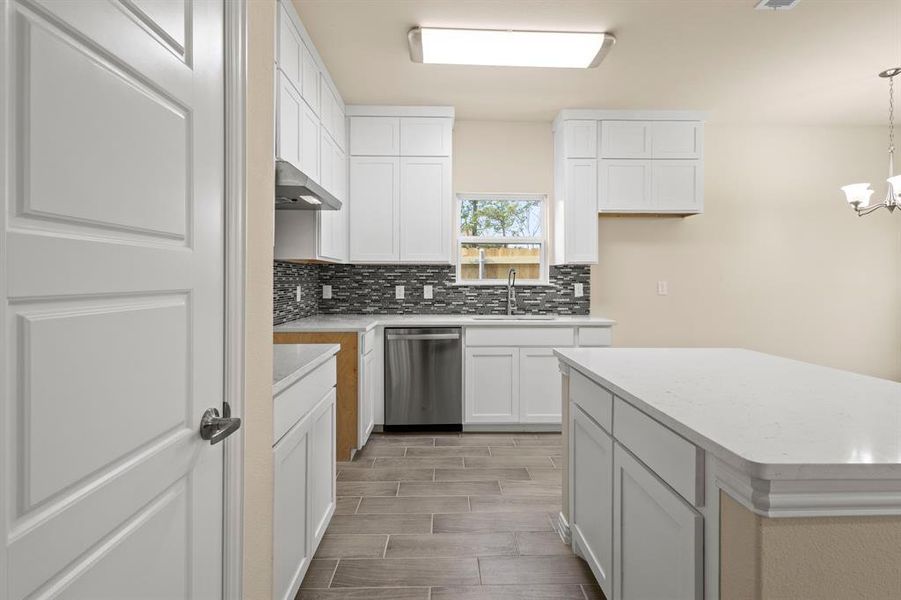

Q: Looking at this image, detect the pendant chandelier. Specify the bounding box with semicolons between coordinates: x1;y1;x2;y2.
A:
841;67;901;216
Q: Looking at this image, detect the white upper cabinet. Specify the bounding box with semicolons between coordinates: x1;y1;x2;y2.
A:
555;158;598;264
276;71;302;166
555;110;705;221
598;160;652;212
350;117;400;156
347;107;454;263
399;157;451;262
400;118;453;156
601;121;652;159
563;120;598;158
652;161;703;213
299;101;320;180
300;44;319;116
349;156;400;262
651;121;702;159
277;4;302;93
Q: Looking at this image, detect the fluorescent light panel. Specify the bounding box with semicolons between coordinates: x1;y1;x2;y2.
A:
409;27;615;69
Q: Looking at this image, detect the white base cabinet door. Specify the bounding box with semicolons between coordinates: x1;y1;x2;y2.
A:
309;390;337;549
613;444;703;600
273;412;311;600
519;347;564;423
465;347;519;423
570;404;613;599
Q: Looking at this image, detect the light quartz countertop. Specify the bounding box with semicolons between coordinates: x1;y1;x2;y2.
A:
273;343;340;396
555;347;901;481
274;313;616;333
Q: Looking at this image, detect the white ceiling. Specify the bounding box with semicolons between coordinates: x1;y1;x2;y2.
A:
293;0;901;124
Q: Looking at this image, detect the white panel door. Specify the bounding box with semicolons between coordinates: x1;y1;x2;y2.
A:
349;156;400;262
613;444;703;600
570;404;613;598
519;348;564;423
652;161;703;213
399;156;451;262
350;116;400;156
309;390;336;550
273;412;311;600
465;348;519;424
598;160;652;212
563;158;598;264
563;120;598;158
651;121;702;159
1;2;226;599
400;117;452;156
276;69;302;167
359;350;376;448
600;121;652;159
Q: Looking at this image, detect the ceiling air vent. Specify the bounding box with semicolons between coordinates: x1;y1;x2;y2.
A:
755;0;800;9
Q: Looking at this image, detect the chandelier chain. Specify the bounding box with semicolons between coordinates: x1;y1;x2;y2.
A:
890;74;895;156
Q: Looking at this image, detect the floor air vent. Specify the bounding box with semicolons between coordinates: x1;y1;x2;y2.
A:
755;0;800;9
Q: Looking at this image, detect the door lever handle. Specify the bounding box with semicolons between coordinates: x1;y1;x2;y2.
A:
200;406;241;445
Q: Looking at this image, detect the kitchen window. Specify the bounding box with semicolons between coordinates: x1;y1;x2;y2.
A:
456;193;548;284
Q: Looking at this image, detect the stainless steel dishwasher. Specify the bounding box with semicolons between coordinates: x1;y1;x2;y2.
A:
384;327;462;431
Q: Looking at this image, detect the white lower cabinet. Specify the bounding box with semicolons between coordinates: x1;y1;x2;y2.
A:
273;383;336;600
612;443;703;600
465;347;519;423
273;409;311;600
520;347;565;423
309;391;337;548
570;404;613;598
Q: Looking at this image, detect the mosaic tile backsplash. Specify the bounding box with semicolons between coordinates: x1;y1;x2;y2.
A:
273;261;590;325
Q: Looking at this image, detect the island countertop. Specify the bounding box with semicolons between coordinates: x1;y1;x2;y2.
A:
555;347;901;481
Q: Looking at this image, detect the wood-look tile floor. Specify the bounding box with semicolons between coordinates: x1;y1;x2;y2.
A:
297;432;605;600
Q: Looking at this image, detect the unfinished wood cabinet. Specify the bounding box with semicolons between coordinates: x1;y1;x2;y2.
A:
274;332;358;461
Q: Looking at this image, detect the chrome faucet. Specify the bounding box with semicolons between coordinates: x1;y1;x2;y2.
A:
506;268;517;315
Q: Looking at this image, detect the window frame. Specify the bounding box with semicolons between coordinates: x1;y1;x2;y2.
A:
454;192;549;286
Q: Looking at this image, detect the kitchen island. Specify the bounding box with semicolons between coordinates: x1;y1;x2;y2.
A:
555;347;901;600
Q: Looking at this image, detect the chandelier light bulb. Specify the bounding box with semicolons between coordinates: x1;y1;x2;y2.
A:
841;183;875;208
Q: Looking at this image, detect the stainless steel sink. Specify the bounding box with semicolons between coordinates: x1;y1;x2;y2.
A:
472;315;558;321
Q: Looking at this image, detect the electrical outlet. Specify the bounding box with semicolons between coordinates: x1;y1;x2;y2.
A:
322;285;332;299
423;285;433;299
574;283;584;298
295;286;302;302
395;285;405;300
657;280;669;296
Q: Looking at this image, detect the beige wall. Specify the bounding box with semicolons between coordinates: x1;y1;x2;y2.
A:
243;2;276;599
591;125;901;380
453;120;554;199
720;492;901;599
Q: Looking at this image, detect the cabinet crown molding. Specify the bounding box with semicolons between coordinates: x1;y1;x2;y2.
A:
553;109;708;131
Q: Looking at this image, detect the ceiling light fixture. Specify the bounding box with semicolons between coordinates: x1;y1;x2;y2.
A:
841;67;901;216
407;27;616;69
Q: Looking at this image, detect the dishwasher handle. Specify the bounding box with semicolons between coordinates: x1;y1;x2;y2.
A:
386;333;461;341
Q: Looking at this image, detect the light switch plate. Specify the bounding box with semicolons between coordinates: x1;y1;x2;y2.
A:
657;280;669;296
574;283;584;298
295;285;302;302
423;285;433;299
322;284;332;299
395;285;405;300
